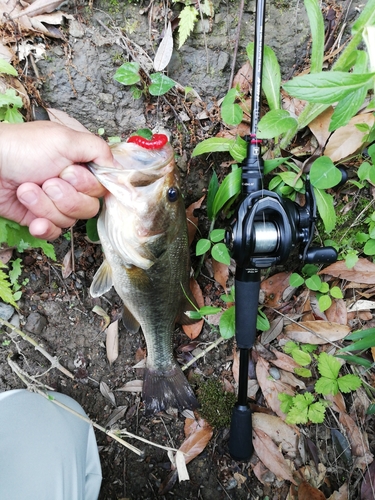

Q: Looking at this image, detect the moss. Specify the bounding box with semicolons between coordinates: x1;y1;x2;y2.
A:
197;378;236;428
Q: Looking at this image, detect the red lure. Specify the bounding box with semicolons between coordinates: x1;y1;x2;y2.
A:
127;133;168;150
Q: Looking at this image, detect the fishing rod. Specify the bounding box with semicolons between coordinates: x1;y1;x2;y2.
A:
225;0;339;461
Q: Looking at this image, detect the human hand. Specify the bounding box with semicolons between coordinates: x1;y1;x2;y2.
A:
0;121;114;240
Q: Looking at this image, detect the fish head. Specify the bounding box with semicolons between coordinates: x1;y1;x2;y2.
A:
89;141;186;269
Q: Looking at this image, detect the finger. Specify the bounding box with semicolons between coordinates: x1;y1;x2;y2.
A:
42;178;101;220
28;218;62;241
59;165;107;198
17;183;76;228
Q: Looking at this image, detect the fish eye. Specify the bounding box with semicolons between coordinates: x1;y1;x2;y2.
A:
167;187;179;202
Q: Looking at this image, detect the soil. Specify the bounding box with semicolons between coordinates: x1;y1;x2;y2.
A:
0;1;372;499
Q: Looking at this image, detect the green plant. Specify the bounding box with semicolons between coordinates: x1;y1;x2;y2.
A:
283;340;317;378
337;327;375;370
290;264;343;312
0;59;24;123
278;351;362;424
173;0;214;48
113;62;176;98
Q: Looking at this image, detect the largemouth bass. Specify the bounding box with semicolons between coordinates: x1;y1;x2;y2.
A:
89;139;198;414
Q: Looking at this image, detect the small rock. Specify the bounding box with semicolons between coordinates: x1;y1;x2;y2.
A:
0;302;15;321
69;20;85;38
24;312;47;334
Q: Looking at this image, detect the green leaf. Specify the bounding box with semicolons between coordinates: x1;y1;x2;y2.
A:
196;238;211;256
284;341;298;354
336;354;373;369
278;171;304;190
346;328;375;341
308;401;326;423
257;109;298;139
219;306;235;339
0;267;17;307
228;135;247;162
9;258;22;286
309;156;343;189
283;72;375;104
264;156;291;175
0;58;17;76
247;43;281;110
113;62;140;86
0;89;23;108
317;352;341;379
364;238;375;255
212;167;242;218
294;367;312;378
211;243;231;265
330;286;343;299
315;376;339;395
178;5;198;48
337;374;362;393
339;335;375;353
319;282;330;294
367;403;375;415
207;171;219;221
86;217;99;242
256;309;270;331
313;187;336;233
186;310;203;320
134;128;153;139
221;88;243;126
4;106;24;124
291;349;311;366
345;250;359;269
318;294;332;312
278;392;294;414
286;405;309;425
290;273;305;288
305;274;322;291
192;137;233;157
209;228;225;243
199;306;222;316
304;0;325;73
148;72;175;96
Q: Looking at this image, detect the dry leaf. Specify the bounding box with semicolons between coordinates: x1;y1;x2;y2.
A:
177;418;213;466
106;320;119;366
61;248;73;279
47;108;90;132
232;61;252;92
284;321;350;344
339;412;373;463
253;428;297;485
256;356;295;418
320;258;375;284
154;21;173;71
324;113;375;162
327;482;348;500
212;258;229;290
252;412;299;455
269;348;302;373
361;461;375;500
325;298;347;325
261;272;292;308
12;0;64;18
92;305;110;331
297;481;326;500
186;196;205;246
261;316;284;344
308;106;334;149
0;247;14;264
100;381;116;407
347;299;375;312
116;380;143;392
182;278;204;339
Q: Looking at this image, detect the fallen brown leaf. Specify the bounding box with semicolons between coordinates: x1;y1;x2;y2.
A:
61;248;73;279
182;278;204;339
319;258;375;285
186;196;204;246
212;258;229;291
361;461;375;500
106;320;119;366
327;482;348;500
256;356;295;418
261;272;293;308
253;428;297;485
325;298;347;325
178;418;213;466
284;321;350;344
252;412;299;455
298;481;326;500
269;348;302;373
308;106;334;149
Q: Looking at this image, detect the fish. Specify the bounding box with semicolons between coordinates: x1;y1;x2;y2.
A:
89;139;198;414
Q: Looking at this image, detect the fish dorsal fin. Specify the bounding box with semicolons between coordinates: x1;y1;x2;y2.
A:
90;260;113;297
122;304;140;333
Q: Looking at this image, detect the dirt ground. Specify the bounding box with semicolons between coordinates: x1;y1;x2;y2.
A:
0;1;373;499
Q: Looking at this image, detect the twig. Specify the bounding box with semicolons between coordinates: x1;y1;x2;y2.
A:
0;317;74;379
181;336;225;371
228;0;245;90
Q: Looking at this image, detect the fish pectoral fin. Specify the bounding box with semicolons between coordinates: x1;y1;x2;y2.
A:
122;304;140;333
90;260;113;297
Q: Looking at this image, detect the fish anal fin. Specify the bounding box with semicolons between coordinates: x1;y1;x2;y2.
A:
142;364;198;415
90;260;113;297
122;304;140;333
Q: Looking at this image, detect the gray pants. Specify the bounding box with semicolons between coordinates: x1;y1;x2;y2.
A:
0;389;102;500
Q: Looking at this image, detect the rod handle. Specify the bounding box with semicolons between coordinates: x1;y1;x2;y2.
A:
228;404;253;461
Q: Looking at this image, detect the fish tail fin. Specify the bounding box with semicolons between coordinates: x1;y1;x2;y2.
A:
142;364;198;415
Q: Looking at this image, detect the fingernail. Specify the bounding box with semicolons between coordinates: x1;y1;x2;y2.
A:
19;191;38;205
44;185;63;201
60;168;78;186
